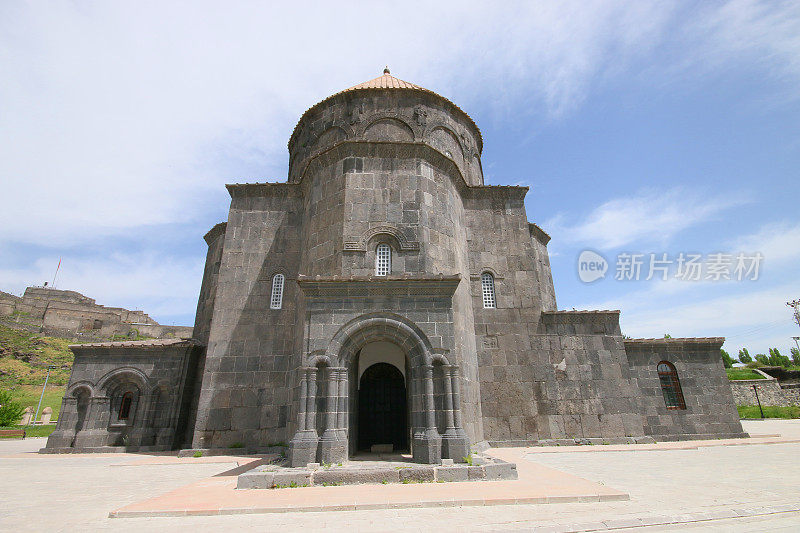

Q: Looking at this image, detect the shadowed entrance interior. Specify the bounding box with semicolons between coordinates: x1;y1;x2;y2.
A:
358;362;408;452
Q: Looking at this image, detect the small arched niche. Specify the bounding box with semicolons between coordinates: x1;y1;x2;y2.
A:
364;118;414;142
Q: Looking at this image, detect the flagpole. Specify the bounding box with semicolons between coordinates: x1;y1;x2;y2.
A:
51;258;61;289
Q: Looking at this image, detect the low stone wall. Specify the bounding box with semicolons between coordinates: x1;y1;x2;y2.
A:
729;379;800;407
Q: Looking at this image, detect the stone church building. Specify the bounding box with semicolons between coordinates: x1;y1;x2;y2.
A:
45;70;745;463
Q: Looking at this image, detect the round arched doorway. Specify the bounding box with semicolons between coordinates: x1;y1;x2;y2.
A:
358;362;408;452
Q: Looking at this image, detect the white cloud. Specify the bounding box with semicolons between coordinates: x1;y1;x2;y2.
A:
0;252;203;322
546;188;743;249
730;221;800;266
583;282;799;355
690;0;800;98
0;1;693;247
1;1;798;323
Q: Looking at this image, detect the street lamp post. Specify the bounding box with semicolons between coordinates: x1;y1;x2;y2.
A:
31;365;56;427
752;384;764;419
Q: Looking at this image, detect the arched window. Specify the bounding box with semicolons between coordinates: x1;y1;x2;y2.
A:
481;272;496;309
657;361;686;410
270;273;285;309
118;392;133;420
375;244;391;276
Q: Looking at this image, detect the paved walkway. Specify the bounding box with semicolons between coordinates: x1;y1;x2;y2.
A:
1;420;799;531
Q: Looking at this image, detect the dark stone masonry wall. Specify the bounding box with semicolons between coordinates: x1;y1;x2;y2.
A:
190;186;303;449
625;338;747;440
44;70;746;458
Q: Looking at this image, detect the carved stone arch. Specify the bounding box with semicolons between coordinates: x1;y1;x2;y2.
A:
344;225;420;252
265;266;292;281
307;353;332;368
326;312;437;368
96;367;152;396
424;123;465;163
430;352;451;366
470;266;504;280
361;114;415;142
316;125;349;150
67;381;95;398
301;142;470;194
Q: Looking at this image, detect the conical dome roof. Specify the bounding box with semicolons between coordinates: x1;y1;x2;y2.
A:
289;68;482;152
339;67;425;91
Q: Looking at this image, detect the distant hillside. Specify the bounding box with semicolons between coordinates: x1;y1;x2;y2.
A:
0;323;73;388
0;323;76;422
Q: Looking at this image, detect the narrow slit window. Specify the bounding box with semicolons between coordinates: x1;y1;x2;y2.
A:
270;274;285;309
657;361;686;410
481;272;496;309
376;244;391;276
119;392;133;420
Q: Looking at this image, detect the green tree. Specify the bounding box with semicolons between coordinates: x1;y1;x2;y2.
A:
0;390;25;427
768;348;791;368
791;347;800;366
663;333;672;339
755;353;769;365
720;349;734;369
738;348;752;364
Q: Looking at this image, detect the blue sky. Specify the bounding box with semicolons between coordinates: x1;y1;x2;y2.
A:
1;1;798;357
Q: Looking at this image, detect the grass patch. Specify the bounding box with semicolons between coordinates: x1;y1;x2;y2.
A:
738;405;800;419
0;323;74;388
0;425;56;438
3;385;66;421
726;368;766;380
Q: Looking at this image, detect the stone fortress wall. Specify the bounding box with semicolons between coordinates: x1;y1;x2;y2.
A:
0;287;192;340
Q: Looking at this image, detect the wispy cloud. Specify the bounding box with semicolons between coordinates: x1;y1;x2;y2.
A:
0;1;797;325
730;221;800;266
0;252;203;321
583;282;798;354
546;188;744;249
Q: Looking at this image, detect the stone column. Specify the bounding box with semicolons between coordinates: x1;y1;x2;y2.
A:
440;365;470;460
297;369;308;432
73;396;111;449
129;392;156;449
412;364;441;464
306;367;318;431
288;367;320;467
319;367;347;464
336;368;348;440
44;397;77;450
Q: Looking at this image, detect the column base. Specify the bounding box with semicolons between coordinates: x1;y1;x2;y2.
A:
412;428;442;464
45;430;76;449
317;429;347;464
73;429;110;448
288;430;319;467
441;428;470;461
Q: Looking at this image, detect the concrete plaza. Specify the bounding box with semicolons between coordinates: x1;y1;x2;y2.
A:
2;419;799;532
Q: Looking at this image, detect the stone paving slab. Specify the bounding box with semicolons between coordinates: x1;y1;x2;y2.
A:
522;434;800;454
520;506;800;532
109;448;627;517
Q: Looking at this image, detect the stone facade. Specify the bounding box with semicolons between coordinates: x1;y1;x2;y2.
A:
44;338;202;452
45;70;745;459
